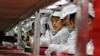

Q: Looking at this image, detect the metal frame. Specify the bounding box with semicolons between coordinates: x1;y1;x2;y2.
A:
33;9;53;56
17;21;22;49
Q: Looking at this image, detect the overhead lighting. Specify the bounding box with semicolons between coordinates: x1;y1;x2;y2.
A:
21;22;24;25
46;0;68;9
15;26;18;29
54;0;68;5
46;5;58;9
30;15;35;18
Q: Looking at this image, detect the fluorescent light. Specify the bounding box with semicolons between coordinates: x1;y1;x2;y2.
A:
46;0;68;9
46;5;58;9
30;15;35;18
21;22;24;25
54;0;68;5
15;26;18;29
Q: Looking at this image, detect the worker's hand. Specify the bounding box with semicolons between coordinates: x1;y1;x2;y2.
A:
45;44;57;56
56;46;68;55
45;44;61;56
40;42;48;47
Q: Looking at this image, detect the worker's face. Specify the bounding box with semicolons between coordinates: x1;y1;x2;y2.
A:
64;16;70;28
29;30;34;36
51;16;64;32
69;20;75;29
88;17;93;30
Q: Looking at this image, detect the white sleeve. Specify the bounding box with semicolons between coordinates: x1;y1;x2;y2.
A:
86;41;93;55
45;44;63;56
57;45;75;54
45;30;53;38
57;31;76;54
40;27;69;46
51;27;69;44
40;37;50;46
56;45;68;54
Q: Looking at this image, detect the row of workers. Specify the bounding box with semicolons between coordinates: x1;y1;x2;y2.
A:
39;2;94;56
2;1;94;55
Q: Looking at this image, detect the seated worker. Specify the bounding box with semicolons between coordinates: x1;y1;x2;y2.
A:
40;17;48;35
20;36;31;52
86;2;95;55
40;11;70;47
20;36;29;49
45;2;95;56
40;17;54;41
2;36;17;47
27;22;35;47
45;4;78;56
25;36;32;47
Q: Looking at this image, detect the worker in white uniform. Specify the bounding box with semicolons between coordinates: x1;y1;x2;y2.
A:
45;2;95;56
40;17;48;35
27;22;34;47
40;11;70;47
40;16;54;39
86;2;95;55
45;4;78;56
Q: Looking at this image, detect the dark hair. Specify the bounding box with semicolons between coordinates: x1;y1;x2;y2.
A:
45;24;50;30
69;13;76;24
69;13;94;23
89;15;94;20
51;16;60;19
4;36;16;43
0;31;5;44
26;36;30;41
14;33;17;37
32;22;34;30
0;31;5;36
70;0;73;2
22;36;25;40
28;30;32;33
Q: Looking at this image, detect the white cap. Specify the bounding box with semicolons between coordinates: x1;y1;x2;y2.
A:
60;4;77;19
51;11;61;17
88;2;95;17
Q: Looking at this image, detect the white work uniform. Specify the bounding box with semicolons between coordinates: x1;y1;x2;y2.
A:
40;17;48;35
40;26;69;46
46;31;94;56
2;41;14;46
45;31;76;56
45;29;54;38
86;40;94;55
60;31;76;54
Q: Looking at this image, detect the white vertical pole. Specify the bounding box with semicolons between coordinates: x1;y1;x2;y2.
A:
75;0;88;56
17;22;22;49
33;10;40;56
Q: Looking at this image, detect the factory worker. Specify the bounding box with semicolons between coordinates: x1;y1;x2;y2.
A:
45;2;95;56
40;11;69;47
45;4;78;56
40;16;54;38
57;2;95;55
40;17;48;35
86;2;95;55
44;24;55;39
27;22;35;47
